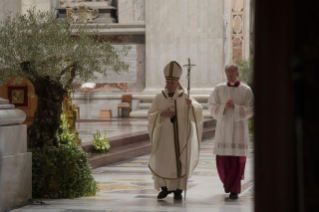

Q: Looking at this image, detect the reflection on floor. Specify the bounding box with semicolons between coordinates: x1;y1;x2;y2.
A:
14;138;254;212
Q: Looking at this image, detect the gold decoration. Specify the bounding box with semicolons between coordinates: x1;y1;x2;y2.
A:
70;4;99;23
64;90;81;145
233;15;242;34
12;89;24;103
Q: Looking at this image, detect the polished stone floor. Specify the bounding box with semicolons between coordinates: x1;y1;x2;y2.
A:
12;136;254;212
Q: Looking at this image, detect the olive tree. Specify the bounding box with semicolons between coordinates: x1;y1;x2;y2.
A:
0;9;128;148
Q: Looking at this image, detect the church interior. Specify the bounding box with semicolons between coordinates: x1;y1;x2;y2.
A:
0;0;318;212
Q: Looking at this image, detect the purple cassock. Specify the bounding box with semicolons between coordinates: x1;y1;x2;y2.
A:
216;155;246;193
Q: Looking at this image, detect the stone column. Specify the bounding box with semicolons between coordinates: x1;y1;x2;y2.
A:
143;0;224;95
131;0;224;118
244;0;251;60
118;0;145;23
223;0;231;72
21;0;52;14
0;0;22;22
0;97;31;211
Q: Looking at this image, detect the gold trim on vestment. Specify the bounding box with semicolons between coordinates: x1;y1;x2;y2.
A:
192;105;200;143
175;61;182;70
165;76;180;81
173;99;182;177
162;91;167;99
148;91;186;180
169;61;174;78
148;165;186;180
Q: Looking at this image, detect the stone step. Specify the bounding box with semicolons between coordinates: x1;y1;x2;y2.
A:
130;109;212;118
202;126;216;140
88;140;152;169
130;109;148;118
138;103;152;109
82;131;149;153
138;102;209;109
135;94;211;103
87;119;215;168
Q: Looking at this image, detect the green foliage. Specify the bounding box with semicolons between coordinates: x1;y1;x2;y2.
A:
0;8;129;87
29;145;98;198
29;108;98;198
92;130;110;153
236;59;254;134
236;58;254;85
56;109;77;147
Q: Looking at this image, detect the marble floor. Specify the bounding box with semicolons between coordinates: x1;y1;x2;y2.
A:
12;137;254;212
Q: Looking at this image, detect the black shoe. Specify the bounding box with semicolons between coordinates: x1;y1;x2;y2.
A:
173;189;183;200
229;192;238;200
157;187;172;199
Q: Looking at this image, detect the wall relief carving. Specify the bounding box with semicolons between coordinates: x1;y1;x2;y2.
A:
70;4;99;23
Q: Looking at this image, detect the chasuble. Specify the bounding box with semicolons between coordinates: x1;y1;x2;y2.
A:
147;88;203;190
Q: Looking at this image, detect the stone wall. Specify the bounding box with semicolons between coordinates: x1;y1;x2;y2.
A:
118;0;145;23
0;0;22;22
144;0;224;94
72;34;145;118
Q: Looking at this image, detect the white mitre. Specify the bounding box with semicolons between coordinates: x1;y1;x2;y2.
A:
163;61;182;81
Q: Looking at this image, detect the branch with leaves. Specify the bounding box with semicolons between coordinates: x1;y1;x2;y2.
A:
0;8;130;88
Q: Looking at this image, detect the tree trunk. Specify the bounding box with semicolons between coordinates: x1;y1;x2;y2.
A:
28;76;67;148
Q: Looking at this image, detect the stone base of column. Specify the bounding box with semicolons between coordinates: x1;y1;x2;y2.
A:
0;97;30;211
1;152;32;211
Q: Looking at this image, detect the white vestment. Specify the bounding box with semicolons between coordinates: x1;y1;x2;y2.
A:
208;82;254;157
148;88;203;191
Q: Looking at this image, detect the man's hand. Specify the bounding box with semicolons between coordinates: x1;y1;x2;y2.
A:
225;99;235;109
160;108;176;118
186;98;192;107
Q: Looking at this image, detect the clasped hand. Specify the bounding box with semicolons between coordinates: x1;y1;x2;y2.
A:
161;108;175;118
186;98;192;107
225;99;235;109
161;99;192;118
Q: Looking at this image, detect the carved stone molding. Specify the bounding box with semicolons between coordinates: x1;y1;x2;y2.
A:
71;4;99;23
60;0;112;7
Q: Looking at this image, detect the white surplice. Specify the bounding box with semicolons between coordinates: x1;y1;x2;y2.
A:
147;88;203;191
208;82;254;157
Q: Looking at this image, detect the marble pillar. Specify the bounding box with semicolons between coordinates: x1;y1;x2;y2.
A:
21;0;52;14
34;0;51;12
144;0;224;95
131;0;224;118
0;97;31;212
118;0;145;23
0;0;22;22
223;0;231;72
0;0;52;22
244;0;251;59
